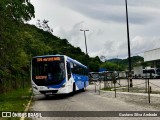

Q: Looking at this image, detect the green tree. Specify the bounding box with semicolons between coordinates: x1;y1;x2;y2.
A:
0;0;35;22
0;0;35;93
100;62;124;71
36;19;53;33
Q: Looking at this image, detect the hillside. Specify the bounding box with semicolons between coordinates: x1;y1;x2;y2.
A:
0;12;101;93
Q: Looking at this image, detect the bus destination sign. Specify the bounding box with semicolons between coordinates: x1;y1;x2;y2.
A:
37;57;60;62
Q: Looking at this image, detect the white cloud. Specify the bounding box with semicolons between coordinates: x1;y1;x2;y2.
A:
29;0;160;59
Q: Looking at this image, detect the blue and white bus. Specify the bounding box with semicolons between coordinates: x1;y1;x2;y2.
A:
31;55;89;96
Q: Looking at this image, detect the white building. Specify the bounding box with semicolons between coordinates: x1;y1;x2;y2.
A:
144;48;160;67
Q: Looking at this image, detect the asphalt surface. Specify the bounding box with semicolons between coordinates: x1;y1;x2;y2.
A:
30;82;160;120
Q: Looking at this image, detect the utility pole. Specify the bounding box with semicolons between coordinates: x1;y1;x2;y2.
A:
125;0;133;90
80;29;89;71
80;29;89;55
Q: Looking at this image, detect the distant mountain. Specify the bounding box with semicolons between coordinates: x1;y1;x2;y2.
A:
106;56;144;70
107;58;122;62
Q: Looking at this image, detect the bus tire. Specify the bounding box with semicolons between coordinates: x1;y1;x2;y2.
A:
45;95;49;98
82;82;86;92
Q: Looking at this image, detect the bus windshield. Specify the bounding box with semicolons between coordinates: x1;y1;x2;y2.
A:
156;69;160;75
32;57;65;86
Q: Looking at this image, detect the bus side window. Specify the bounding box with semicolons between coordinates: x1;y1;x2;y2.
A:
67;62;71;79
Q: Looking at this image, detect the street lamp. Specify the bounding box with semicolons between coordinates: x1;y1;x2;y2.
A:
125;0;133;90
80;29;89;69
80;29;89;55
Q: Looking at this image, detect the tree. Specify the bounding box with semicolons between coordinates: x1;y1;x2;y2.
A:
100;62;124;71
100;55;106;62
0;0;35;93
0;0;35;22
93;56;101;63
36;19;53;33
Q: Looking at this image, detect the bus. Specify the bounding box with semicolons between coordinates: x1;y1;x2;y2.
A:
142;68;160;79
89;72;100;81
31;55;89;96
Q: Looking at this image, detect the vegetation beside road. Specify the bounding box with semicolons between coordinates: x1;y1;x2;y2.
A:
0;86;32;120
0;86;32;112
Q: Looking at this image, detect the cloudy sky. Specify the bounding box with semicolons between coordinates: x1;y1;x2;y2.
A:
29;0;160;59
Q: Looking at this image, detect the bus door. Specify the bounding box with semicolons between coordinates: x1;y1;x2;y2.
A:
67;62;71;80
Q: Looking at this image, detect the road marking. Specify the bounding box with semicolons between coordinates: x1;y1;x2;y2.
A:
20;96;33;120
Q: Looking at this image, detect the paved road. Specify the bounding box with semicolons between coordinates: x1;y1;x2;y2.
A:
30;84;160;120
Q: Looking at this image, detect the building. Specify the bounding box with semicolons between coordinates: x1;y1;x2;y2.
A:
144;48;160;68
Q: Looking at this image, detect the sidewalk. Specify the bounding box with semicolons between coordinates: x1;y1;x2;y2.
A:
88;83;160;110
100;89;160;110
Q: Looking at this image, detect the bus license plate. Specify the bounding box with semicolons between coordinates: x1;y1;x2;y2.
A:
45;92;52;95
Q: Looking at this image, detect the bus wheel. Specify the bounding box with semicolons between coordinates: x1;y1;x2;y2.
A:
82;82;86;92
45;95;49;98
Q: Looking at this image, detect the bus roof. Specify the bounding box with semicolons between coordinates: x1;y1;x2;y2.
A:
33;54;64;58
66;56;87;69
33;55;87;69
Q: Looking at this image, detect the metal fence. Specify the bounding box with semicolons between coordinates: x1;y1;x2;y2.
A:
89;71;160;103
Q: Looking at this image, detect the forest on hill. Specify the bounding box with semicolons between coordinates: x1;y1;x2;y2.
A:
0;0;144;93
0;0;101;93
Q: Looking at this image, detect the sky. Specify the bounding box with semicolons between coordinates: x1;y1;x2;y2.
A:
29;0;160;59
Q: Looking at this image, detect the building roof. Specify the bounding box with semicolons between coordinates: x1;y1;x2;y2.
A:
144;48;160;62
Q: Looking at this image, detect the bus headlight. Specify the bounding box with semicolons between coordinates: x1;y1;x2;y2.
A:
32;85;38;90
61;84;66;88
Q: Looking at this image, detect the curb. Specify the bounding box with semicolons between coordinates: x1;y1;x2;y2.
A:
20;96;33;120
100;90;160;97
